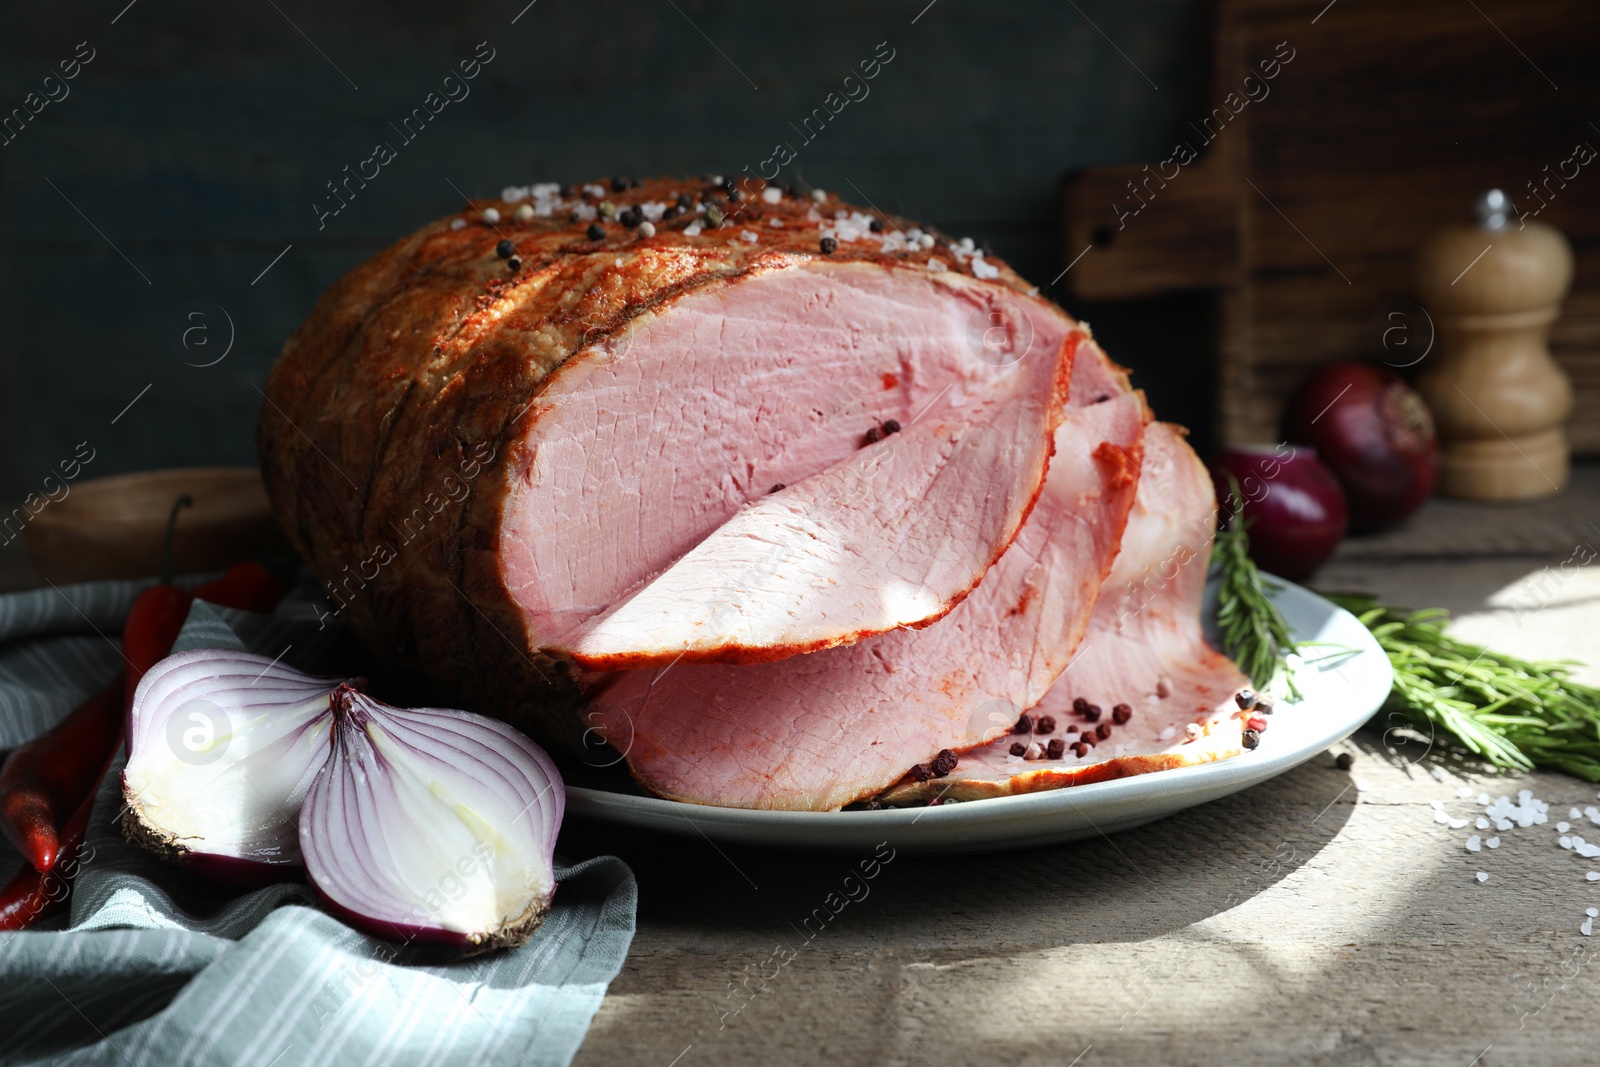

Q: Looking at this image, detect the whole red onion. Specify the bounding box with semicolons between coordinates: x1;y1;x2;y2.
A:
1281;362;1438;533
1209;445;1348;581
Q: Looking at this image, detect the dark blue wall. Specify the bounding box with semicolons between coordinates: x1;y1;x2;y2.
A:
0;0;1209;509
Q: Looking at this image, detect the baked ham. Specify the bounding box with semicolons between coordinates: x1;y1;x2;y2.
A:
258;176;1247;812
879;422;1252;805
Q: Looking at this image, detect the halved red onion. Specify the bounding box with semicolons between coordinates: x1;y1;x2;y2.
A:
122;649;344;881
301;685;563;951
122;648;564;949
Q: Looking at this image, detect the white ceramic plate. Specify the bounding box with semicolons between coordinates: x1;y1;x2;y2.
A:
564;579;1392;853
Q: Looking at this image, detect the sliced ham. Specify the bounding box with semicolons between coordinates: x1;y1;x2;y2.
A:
588;382;1146;811
565;330;1070;668
879;421;1252;805
259;179;1087;750
256;176;1252;815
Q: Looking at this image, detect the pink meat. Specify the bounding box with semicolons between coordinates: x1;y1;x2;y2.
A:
499;261;1070;663
565;325;1070;668
879;422;1252;804
588;379;1147;811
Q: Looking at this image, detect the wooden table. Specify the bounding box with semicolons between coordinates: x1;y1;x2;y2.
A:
568;471;1600;1067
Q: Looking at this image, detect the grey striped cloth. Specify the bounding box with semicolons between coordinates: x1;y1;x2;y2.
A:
0;580;636;1066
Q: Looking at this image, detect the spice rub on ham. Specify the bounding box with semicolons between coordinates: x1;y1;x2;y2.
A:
258;174;1252;812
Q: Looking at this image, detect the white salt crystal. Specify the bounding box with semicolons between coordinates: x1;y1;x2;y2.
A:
1466;835;1482;852
1588;872;1600;881
1433;810;1452;825
1430;800;1445;810
1457;786;1474;798
1588;908;1598;918
761;187;782;204
1496;819;1513;831
1476;817;1490;830
1574;808;1585;819
1560;836;1574;849
1486;837;1500;849
1578;843;1600;858
1584;918;1594;937
1476;872;1490;883
1449;818;1469;829
1477;793;1490;805
1559;822;1572;832
450;218;466;230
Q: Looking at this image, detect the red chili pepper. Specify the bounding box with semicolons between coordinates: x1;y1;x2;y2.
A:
0;768;103;931
0;674;123;872
193;561;286;614
122;495;196;714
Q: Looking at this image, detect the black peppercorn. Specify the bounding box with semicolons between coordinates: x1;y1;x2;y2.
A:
881;419;901;435
496;238;515;259
1010;741;1027;757
1335;752;1354;771
1046;738;1065;760
1235;688;1257;710
1111;703;1132;724
870;217;885;233
1095;722;1112;741
1242;729;1261;750
618;206;642;228
1080;703;1102;723
507;255;522;272
1012;714;1032;735
863;426;884;445
770;483;785;493
677;193;694;210
820;237;838;254
1035;715;1056;736
1071;741;1088;758
586;223;605;241
610;176;628;192
1254;694;1275;715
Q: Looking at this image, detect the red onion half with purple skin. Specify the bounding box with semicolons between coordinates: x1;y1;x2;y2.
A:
302;683;563;951
122;648;564;951
1209;444;1349;582
122;649;341;881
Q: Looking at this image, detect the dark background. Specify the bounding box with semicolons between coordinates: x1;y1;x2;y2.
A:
0;0;1214;520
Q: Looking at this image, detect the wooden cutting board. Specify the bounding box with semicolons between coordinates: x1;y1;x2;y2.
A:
1060;0;1600;451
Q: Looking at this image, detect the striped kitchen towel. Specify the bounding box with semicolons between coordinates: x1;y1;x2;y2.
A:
0;579;637;1066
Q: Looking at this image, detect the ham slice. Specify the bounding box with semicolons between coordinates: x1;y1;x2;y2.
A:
879;421;1252;805
589;381;1146;811
565;330;1070;668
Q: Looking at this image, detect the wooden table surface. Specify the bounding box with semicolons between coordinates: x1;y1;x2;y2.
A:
567;469;1600;1067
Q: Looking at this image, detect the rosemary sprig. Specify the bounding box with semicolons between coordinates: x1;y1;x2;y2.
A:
1325;594;1600;781
1211;505;1296;693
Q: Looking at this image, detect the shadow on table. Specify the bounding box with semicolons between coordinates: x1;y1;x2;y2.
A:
558;753;1357;952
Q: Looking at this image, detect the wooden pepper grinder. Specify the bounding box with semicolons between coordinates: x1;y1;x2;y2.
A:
1415;189;1573;501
